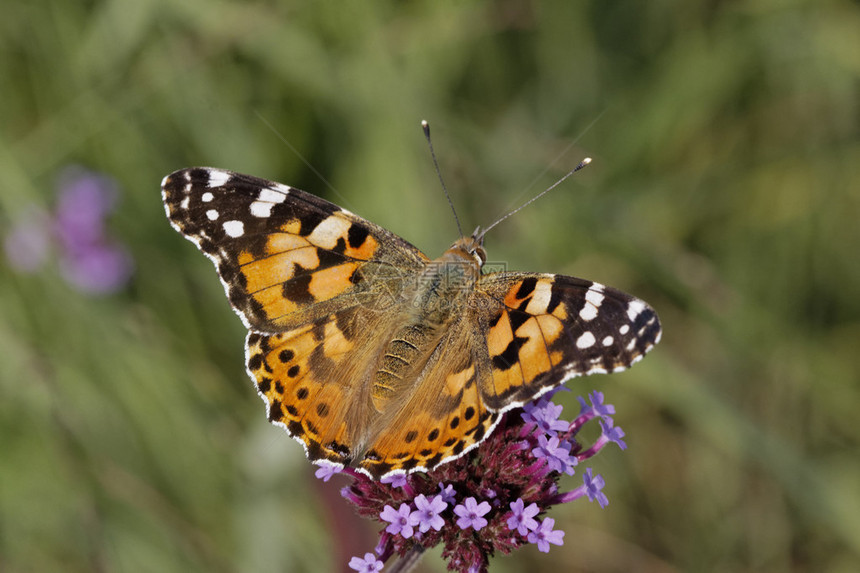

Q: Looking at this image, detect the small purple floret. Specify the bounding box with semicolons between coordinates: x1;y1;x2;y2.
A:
437;482;456;505
379;503;419;538
453;497;491;531
315;464;340;482
532;434;576;475
527;517;565;553
412;494;447;532
381;473;408;488
583;468;609;508
506;498;540;536
600;418;627;450
348;552;384;573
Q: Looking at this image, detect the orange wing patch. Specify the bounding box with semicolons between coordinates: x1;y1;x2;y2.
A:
358;360;500;477
246;323;358;466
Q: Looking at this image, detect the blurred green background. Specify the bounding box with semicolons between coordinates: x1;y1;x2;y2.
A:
2;1;858;572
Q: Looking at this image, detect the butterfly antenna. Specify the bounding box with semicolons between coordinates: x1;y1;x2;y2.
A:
422;120;464;238
478;157;592;241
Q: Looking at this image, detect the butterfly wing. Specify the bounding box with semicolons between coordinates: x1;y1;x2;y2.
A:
472;272;661;410
245;305;397;470
162;167;428;332
354;324;502;477
350;272;661;478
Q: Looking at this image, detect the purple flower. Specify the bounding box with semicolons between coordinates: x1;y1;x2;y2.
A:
54;167;118;251
412;494;447;533
379;503;419;538
381;473;408;488
4;166;133;295
588;390;616;417
348;552;383;573
527;517;565;553
59;242;133;294
453;497;491;531
599;418;627;450
437;482;456;505
340;390;634;571
582;468;609;508
531;434;576;475
506;498;540;536
315;464;341;482
522;399;568;436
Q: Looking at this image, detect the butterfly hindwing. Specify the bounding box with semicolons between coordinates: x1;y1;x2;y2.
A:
162;167;427;332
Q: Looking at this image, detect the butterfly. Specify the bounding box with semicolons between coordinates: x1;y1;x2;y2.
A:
161;166;661;479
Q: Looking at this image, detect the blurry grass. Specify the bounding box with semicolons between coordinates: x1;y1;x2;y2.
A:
2;0;859;572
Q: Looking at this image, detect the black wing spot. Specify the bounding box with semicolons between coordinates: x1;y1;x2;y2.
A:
516;277;538;299
347;225;370;250
491;336;528;371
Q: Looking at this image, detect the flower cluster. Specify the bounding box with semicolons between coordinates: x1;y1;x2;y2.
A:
328;389;626;573
3;166;133;294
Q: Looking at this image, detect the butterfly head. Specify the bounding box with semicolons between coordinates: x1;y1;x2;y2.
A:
448;230;487;268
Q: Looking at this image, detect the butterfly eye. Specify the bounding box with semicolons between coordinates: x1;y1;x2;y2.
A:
472;246;487;266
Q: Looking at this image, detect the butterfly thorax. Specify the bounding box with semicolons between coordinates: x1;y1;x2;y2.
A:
371;237;485;410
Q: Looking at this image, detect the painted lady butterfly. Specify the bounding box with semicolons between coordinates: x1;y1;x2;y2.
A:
162;165;660;479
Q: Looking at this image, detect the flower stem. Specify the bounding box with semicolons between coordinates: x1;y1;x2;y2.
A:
387;544;425;573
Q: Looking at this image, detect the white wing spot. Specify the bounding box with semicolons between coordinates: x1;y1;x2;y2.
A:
627;299;646;321
223;220;244;238
308;215;350;249
579;287;605;321
576;331;596;349
579;305;598;321
257;187;289;203
180;196;190;210
207;170;231;188
250;201;274;218
272;183;292;195
602;335;614;346
626;338;637;351
206;209;219;221
525;280;552;314
619;324;630;335
202;192;214;202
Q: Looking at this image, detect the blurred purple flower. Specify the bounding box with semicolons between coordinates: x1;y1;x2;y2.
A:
59;242;133;294
3;166;132;295
54;166;118;251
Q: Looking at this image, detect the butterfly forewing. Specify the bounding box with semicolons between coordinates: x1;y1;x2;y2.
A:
473;273;661;410
162;167;427;332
